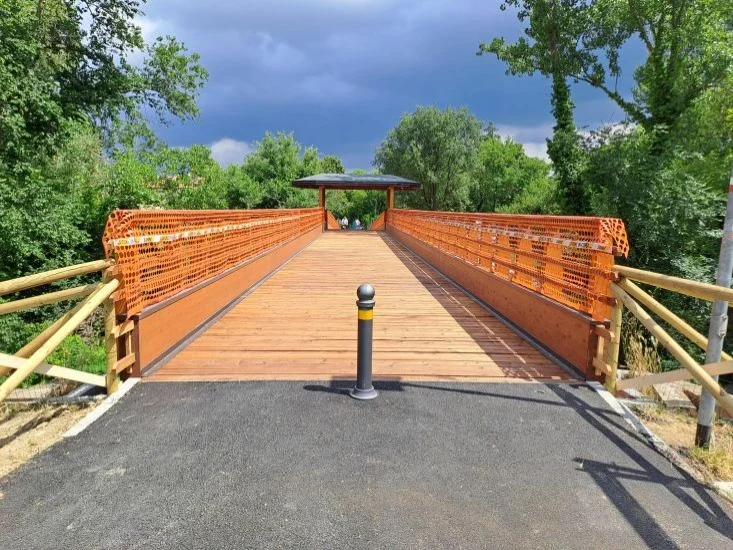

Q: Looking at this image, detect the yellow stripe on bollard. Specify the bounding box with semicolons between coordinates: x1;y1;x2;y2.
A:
358;309;373;321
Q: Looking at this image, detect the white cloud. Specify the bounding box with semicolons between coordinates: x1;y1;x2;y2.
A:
137;17;166;42
210;138;255;166
496;124;552;161
519;142;549;161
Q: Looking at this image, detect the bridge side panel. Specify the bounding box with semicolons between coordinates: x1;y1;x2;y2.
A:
388;224;598;378
133;226;322;375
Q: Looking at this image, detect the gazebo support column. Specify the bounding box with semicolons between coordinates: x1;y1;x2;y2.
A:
319;186;326;229
386;187;395;225
291;174;419;231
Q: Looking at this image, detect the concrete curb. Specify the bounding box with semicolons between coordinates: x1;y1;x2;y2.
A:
63;378;140;438
587;381;733;506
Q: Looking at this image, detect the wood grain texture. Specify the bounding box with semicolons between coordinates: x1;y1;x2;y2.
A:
388;224;598;378
149;232;573;382
136;227;322;372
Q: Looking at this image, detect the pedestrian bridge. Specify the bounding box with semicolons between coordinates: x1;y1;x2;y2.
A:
149;231;570;382
100;206;629;384
3;200;733;419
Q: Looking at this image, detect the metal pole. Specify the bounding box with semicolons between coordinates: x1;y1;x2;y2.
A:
695;168;733;448
350;284;378;400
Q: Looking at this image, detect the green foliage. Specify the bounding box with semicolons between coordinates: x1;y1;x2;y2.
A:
0;0;207;172
0;166;91;281
479;2;589;212
373;106;484;211
0;323;105;388
583;127;722;275
327;189;386;225
225;167;262;209
242;132;320;208
470;135;554;212
546;74;586;213
480;0;733;134
498;174;559;215
320;155;345;174
47;334;106;375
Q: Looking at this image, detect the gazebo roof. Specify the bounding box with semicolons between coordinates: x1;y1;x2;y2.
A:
292;173;420;191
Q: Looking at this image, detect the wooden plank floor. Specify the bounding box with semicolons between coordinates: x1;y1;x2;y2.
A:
149;232;575;382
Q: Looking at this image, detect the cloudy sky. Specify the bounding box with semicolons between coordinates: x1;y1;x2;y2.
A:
142;0;636;169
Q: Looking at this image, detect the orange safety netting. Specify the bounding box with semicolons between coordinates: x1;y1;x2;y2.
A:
389;209;629;321
103;208;323;316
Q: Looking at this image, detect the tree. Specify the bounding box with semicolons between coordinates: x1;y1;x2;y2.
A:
470;136;553;212
320;155;345;174
479;0;589;212
242;132;326;208
479;0;733;133
546;72;587;213
373;106;483;211
0;0;208;171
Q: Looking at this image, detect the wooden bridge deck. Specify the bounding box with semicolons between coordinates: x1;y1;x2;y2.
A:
149;232;575;382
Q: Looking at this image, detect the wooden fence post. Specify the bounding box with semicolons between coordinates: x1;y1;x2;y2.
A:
606;297;623;392
103;270;120;394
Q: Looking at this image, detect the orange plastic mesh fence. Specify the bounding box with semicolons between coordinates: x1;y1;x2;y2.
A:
326;210;341;230
369;212;386;231
103;208;323;316
389;209;629;321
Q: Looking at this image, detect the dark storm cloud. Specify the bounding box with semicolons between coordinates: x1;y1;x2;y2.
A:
141;0;632;167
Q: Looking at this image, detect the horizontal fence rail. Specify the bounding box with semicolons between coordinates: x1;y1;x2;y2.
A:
389;209;629;320
103;208;323;316
0;261;133;402
609;281;733;416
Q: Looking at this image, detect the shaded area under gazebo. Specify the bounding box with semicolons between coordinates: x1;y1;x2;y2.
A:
292;173;420;229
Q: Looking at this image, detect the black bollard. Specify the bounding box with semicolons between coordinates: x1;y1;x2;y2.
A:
350;284;378;400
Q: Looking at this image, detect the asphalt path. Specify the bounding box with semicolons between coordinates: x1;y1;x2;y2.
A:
1;381;731;549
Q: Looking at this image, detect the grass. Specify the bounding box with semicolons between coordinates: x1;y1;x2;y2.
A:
622;316;663;397
634;405;733;482
0;333;105;389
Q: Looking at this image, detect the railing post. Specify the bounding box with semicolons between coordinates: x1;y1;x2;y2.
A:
350;284;378;400
103;270;120;394
606;296;623;392
696;167;733;448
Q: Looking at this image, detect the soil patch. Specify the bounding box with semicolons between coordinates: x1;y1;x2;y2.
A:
634;405;733;483
0;402;97;479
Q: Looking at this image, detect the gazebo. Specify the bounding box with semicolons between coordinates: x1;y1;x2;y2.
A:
292;173;420;229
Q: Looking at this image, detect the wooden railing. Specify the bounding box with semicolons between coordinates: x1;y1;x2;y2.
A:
369;211;386;231
388;209;628;320
103;208;323;316
326;210;341;230
595;266;733;416
0;260;135;402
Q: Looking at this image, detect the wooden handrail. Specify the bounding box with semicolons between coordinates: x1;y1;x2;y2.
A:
0;279;119;402
0;352;105;387
617;360;733;390
0;260;113;297
613;265;733;302
0;283;100;316
617;278;732;361
369;211;386;231
611;282;733;415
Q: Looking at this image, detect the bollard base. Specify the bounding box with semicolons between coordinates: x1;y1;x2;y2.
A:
349;386;379;400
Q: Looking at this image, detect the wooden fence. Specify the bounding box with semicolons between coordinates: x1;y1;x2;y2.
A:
326;210;341;230
0;260;134;402
595;266;733;416
369;211;386;231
